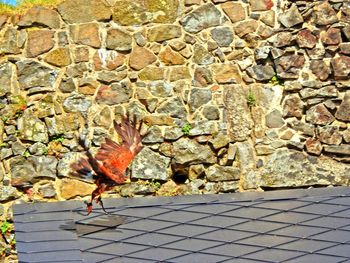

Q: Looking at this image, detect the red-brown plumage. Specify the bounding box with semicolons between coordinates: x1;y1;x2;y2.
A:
70;116;143;214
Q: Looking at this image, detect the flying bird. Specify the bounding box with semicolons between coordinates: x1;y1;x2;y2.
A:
70;116;143;215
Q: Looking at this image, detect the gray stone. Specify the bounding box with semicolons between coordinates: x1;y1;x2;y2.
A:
28;156;58;179
59;78;76;93
180;3;225;33
16;60;58;90
203;105;220;120
324;145;350;155
261;148;348;187
0;62;13;96
224;85;253;141
189;121;218;136
28;142;48;155
120;182;158;197
313;2;338;26
335;91;350;121
173;138;217;165
164;127;183;141
157;97;187;119
0;148;12;160
149;82;173;97
0;27;21;55
209;133;230;149
278;4;303;27
63;93;92;113
242;170;261;190
11;140;26;156
57;152;90;179
255;46;270;60
206;165;240;182
318;126;342;145
38;183;56;198
45;114;80;136
0;185;19;202
17;113;48;143
211;27;233;47
132;147;170;181
247;65;275;81
288;119;315;136
235;141;256;172
265;109;284;128
189;88;212;112
106;28;132;51
142;126;164;143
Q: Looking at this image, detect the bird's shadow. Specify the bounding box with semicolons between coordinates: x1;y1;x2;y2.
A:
60;213;128;237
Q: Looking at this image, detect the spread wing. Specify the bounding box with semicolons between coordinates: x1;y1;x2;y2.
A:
94;116;143;183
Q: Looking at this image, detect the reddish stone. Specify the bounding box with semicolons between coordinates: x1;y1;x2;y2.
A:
96;84;132;105
93;50;125;71
340;43;350;55
305;138;322;155
74;47;89;63
321;28;342;45
306;104;335;125
276;54;305;79
310;60;331;80
129;46;157;70
282;94;304;118
26;29;54;57
335;91;350;121
70;23;101;48
250;0;273;11
331;56;350;79
296;29;317;49
159;46;185;65
221;2;246;23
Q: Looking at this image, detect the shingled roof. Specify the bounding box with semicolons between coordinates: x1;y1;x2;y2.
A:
13;186;350;262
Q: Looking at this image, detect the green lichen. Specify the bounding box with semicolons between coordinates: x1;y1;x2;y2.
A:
247;91;256;107
182;123;191;136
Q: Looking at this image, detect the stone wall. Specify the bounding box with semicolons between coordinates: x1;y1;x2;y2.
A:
1;0;350;216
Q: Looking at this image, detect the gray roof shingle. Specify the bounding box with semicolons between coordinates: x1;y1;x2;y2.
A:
13;186;350;262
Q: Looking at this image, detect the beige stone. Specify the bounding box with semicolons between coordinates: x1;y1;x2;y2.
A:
212;64;243;84
147;25;182;42
18;6;61;28
159;46;186;65
112;0;179;25
60;178;95;199
129;46;157;70
44;47;72;67
138;66;165;81
106;28;132;51
26;29;54;57
221;2;246;23
169;66;191;81
58;0;111;23
234;19;260;37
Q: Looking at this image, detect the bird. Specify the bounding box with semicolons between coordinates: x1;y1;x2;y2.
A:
70;116;143;215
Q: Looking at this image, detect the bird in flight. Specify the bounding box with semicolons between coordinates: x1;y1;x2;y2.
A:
70;116;143;215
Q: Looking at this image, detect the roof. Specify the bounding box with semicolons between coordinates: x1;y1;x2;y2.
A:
13;186;350;263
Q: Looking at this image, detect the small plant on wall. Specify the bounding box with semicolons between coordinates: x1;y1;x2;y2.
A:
247;91;257;107
182;123;192;136
0;219;16;259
